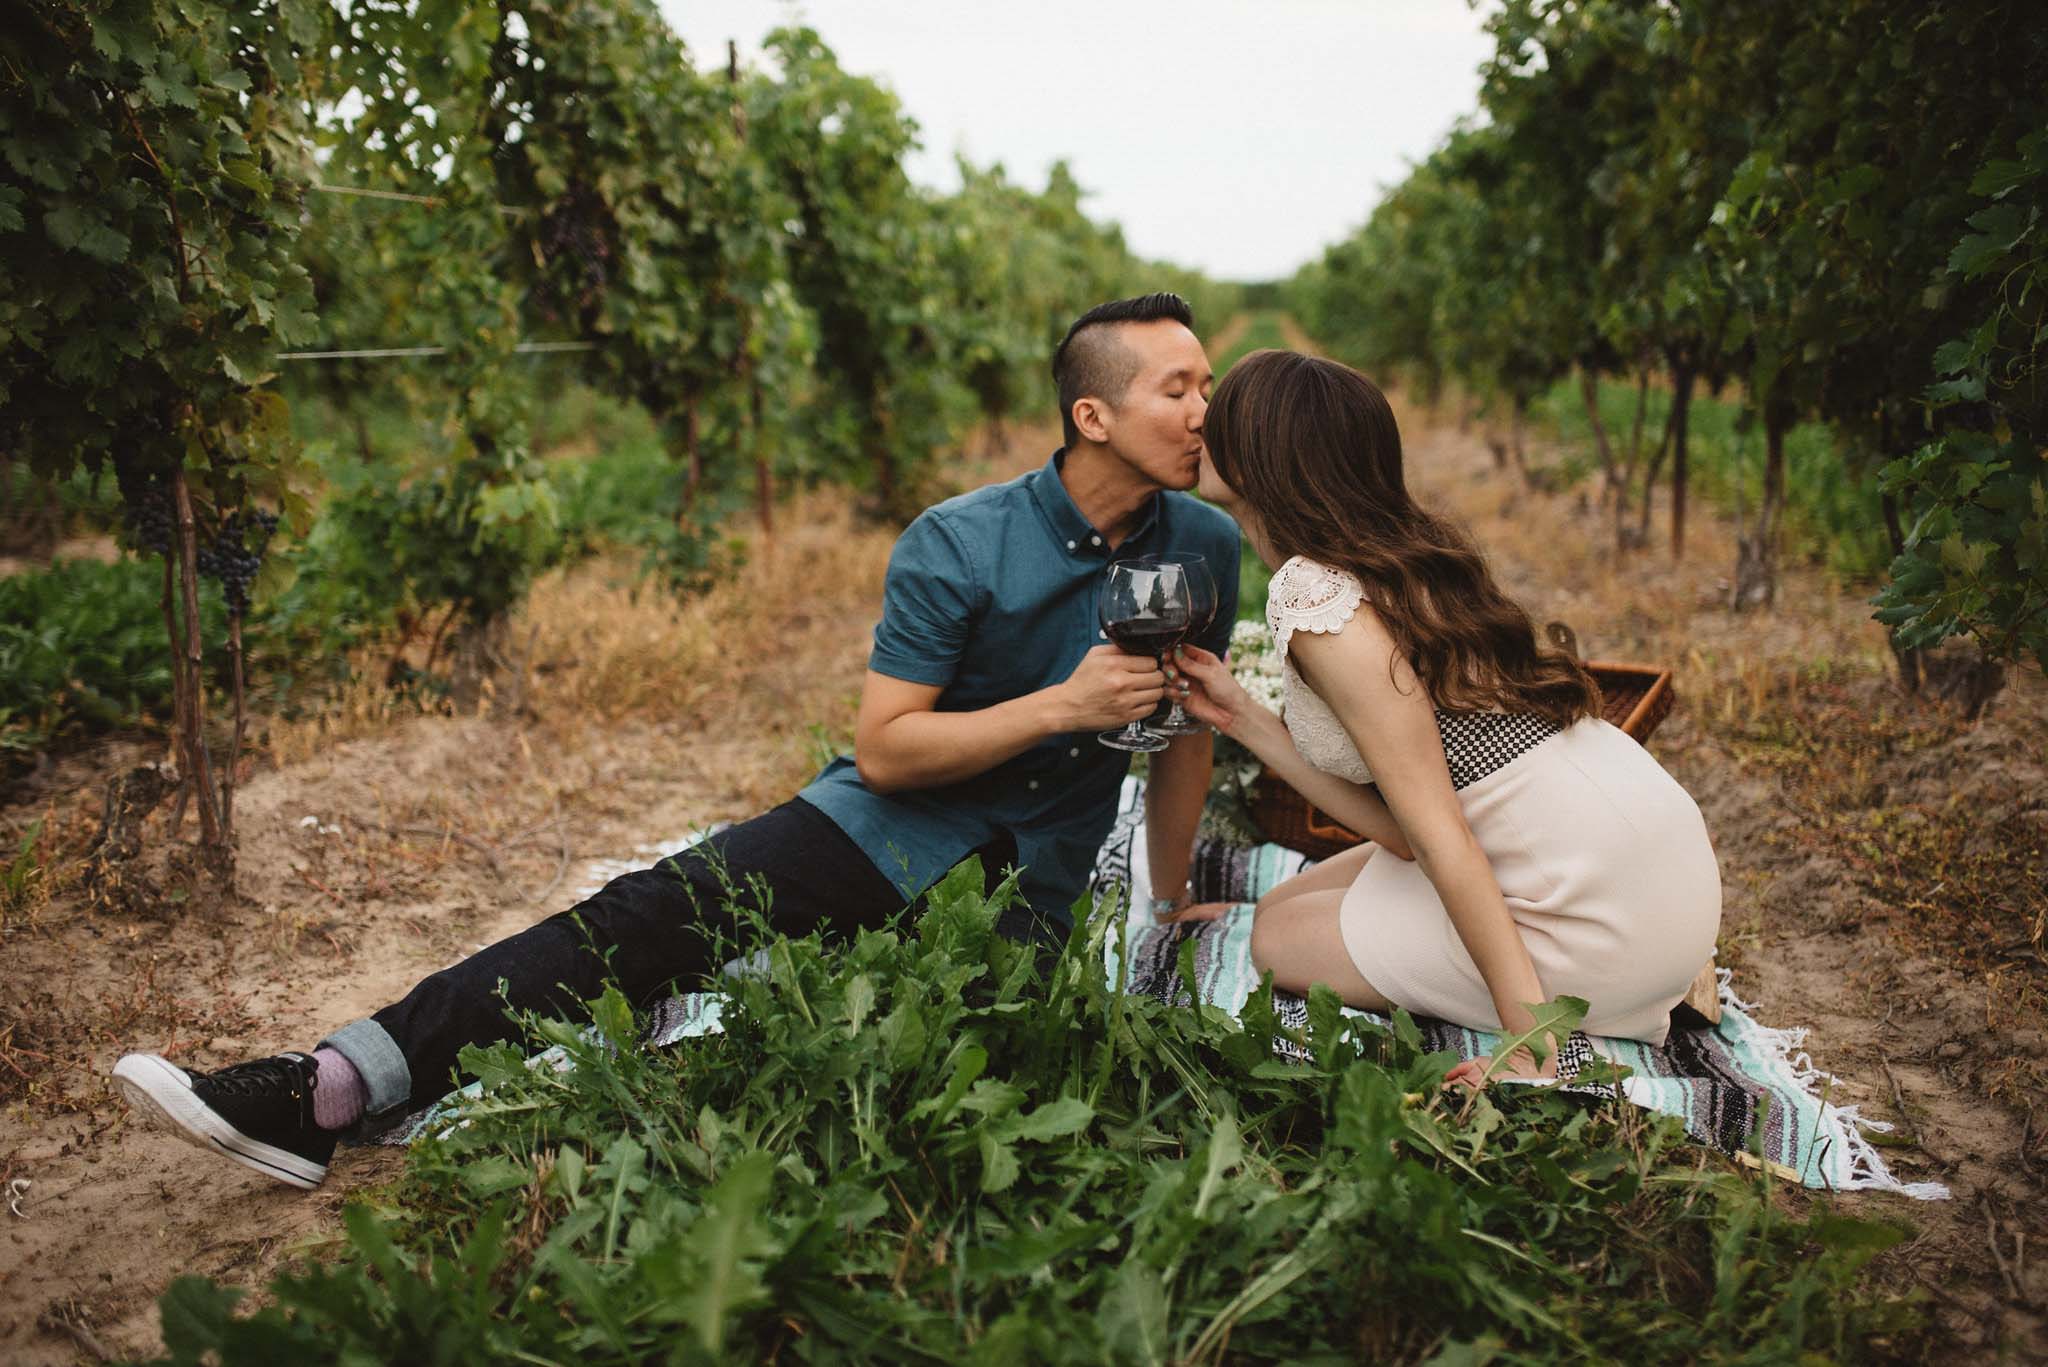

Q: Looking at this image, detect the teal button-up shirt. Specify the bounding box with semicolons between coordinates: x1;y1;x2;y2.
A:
798;451;1240;923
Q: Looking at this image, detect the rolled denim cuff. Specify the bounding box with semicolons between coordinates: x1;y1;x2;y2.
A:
318;1018;413;1116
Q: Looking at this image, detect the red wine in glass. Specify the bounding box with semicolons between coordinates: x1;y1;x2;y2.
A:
1103;619;1189;657
1137;553;1214;736
1097;561;1189;753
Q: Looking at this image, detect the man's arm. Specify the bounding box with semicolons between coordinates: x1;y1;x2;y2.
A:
1143;728;1212;911
854;647;1168;794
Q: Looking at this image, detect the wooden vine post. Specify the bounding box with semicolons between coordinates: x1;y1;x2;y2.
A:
1665;348;1695;560
731;40;772;537
167;465;224;854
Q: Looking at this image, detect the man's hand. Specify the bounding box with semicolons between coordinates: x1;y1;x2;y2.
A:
1055;645;1170;730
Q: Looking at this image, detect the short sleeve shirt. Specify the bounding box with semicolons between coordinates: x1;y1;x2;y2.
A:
798;450;1240;923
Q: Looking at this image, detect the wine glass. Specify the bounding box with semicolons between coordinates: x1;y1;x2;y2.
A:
1096;560;1190;753
1139;552;1215;736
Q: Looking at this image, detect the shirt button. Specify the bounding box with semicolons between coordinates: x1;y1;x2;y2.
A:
1068;746;1080;758
1089;534;1101;546
1027;779;1040;791
1066;539;1077;551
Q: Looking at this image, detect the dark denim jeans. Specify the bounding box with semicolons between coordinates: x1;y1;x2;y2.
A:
323;799;1032;1116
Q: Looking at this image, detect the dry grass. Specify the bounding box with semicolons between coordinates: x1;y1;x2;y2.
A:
263;657;421;768
268;421;1058;777
518;488;893;732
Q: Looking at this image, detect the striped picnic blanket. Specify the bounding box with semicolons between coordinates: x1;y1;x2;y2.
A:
1094;779;1948;1200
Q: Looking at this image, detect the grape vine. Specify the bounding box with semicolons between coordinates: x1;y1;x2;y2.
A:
4;0;1241;879
3;0;321;875
1294;0;2048;678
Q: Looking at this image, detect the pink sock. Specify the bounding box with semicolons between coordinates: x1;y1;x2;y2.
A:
311;1047;367;1130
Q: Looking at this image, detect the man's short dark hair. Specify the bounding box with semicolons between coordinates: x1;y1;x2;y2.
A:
1052;292;1196;446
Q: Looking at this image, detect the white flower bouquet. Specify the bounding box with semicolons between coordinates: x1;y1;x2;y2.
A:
1227;618;1286;714
1201;617;1284;842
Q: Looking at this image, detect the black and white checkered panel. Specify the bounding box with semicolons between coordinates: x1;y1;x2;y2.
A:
1433;710;1561;790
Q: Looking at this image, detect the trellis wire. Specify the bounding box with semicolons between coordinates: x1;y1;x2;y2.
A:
311;182;529;218
277;342;596;361
295;185;581;361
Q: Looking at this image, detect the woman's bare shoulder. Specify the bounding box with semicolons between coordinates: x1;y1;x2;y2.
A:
1284;580;1418;702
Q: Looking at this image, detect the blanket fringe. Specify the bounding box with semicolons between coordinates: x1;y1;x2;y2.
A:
1719;970;1950;1200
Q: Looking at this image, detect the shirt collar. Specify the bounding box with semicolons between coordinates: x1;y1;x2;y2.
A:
1028;448;1163;560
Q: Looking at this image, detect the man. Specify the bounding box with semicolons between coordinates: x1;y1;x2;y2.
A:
113;293;1240;1189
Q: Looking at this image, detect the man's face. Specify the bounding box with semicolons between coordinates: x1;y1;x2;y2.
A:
1097;320;1212;491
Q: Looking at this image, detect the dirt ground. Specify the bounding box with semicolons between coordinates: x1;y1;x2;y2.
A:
4;386;2046;1361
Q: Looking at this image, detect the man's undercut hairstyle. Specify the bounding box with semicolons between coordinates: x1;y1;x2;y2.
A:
1052;292;1196;446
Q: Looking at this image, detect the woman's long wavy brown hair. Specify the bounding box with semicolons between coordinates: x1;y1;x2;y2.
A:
1206;350;1598;726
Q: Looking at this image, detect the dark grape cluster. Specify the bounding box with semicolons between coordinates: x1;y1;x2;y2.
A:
114;442;280;609
536;180;618;323
197;508;280;613
113;449;176;556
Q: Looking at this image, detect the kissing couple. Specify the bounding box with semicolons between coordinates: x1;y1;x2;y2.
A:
116;293;1719;1188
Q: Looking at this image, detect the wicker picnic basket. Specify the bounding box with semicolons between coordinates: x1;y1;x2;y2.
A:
1250;660;1676;859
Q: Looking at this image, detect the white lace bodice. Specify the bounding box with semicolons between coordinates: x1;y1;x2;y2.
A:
1266;556;1375;784
1264;555;1567;792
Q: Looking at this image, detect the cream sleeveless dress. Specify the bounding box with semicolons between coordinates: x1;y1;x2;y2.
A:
1268;555;1721;1045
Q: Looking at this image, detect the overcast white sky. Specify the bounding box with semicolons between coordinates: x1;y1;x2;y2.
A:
656;1;1497;281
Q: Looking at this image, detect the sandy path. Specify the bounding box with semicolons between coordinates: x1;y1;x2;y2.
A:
1273;314;1323;356
1203;311;1252;363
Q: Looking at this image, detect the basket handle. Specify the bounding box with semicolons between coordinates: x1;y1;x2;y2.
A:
1620;671;1671;739
1303;807;1363;845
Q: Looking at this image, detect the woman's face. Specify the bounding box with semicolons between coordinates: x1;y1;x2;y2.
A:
1195;447;1239;509
1195;445;1279;565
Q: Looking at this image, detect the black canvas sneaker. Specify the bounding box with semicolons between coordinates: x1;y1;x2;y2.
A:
113;1051;337;1189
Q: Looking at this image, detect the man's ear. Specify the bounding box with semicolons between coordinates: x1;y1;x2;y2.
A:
1070;395;1113;444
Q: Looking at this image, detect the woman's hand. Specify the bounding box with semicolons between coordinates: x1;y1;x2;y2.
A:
1155;900;1231;924
1171;644;1266;739
1443;1044;1559;1092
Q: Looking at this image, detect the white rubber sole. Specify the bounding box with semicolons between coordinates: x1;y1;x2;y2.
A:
112;1053;327;1190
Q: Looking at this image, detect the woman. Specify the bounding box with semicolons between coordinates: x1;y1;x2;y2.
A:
1173;350;1719;1081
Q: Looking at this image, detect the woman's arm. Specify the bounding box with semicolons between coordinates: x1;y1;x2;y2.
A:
1247;723;1413;861
1172;644;1412;859
1284;614;1551;1054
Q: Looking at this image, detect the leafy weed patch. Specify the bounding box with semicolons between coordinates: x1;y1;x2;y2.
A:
150;866;1919;1363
